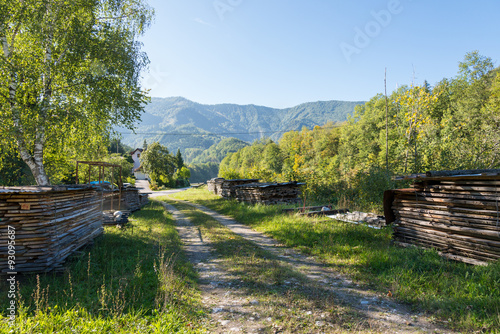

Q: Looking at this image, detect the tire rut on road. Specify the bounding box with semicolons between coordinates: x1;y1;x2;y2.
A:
162;199;454;334
162;202;269;333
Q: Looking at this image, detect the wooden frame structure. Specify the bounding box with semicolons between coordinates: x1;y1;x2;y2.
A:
75;161;123;211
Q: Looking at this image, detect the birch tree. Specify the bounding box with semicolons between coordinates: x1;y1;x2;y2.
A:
0;0;153;185
396;86;437;173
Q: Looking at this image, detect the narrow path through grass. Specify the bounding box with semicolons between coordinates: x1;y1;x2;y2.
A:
163;198;372;333
167;187;500;333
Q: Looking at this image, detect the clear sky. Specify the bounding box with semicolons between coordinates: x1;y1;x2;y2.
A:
139;0;500;109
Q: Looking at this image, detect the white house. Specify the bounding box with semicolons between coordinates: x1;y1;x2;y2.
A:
130;148;148;180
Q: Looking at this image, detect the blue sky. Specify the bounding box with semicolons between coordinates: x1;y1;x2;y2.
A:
139;0;500;109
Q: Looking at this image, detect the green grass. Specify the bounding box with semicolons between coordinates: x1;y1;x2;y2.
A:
0;201;207;333
168;187;500;333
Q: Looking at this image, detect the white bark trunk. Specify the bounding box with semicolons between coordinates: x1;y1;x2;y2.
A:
18;144;50;185
2;27;51;186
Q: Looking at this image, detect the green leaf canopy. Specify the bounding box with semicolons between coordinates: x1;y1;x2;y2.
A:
0;0;154;185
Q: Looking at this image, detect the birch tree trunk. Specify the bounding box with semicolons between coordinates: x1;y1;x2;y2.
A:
0;0;153;186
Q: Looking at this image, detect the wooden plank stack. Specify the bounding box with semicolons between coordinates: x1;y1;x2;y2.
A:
207;178;259;198
386;170;500;265
220;179;260;198
208;178;305;205
234;182;304;205
207;178;225;195
0;185;103;273
101;188;149;213
101;188;148;226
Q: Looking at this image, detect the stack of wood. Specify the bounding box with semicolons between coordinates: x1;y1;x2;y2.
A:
207;178;225;195
0;185;103;273
121;188;148;212
385;169;500;265
234;182;304;205
101;187;149;213
139;193;149;207
220;179;260;198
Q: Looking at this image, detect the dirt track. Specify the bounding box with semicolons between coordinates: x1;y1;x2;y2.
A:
161;199;454;334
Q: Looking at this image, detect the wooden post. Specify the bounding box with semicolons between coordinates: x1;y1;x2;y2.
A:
111;165;114;211
385;68;389;172
75;161;79;184
118;166;123;210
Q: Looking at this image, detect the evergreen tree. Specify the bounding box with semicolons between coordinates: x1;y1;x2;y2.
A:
143;139;148;151
108;139;125;154
176;149;184;169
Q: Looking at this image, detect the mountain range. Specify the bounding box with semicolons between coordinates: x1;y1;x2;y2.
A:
119;97;365;163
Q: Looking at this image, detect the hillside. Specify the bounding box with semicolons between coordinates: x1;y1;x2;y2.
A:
120;97;364;163
186;138;249;164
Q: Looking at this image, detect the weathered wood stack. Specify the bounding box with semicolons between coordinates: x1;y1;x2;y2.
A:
207;178;225;195
234;182;304;205
220;179;260;198
102;187;149;212
0;185;103;273
139;192;149;207
121;187;148;212
102;188;148;225
385;169;500;265
208;178;305;205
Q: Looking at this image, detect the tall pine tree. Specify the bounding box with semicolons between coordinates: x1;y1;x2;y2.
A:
175;149;184;169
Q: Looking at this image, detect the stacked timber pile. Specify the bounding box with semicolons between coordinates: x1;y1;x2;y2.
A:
207;178;225;195
122;187;148;212
102;188;149;213
0;185;103;273
385;169;500;265
139;193;149;207
234;182;304;205
220;179;259;198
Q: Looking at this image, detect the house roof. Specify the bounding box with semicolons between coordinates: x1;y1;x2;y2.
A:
130;148;144;155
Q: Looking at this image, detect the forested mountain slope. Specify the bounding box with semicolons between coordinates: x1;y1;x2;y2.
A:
120;97;363;162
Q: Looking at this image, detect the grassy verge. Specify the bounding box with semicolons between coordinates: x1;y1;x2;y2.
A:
0;201;206;333
168;187;500;333
162;199;370;333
